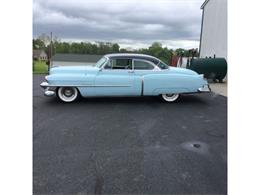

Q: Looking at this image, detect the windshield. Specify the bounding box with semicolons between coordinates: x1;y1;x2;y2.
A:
95;57;107;68
157;61;169;69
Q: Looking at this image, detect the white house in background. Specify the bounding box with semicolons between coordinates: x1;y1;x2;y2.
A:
51;54;103;67
199;0;227;60
33;49;48;61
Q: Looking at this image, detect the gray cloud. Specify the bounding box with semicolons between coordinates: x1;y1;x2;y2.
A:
33;0;204;49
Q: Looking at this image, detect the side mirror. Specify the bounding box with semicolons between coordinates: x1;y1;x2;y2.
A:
99;67;103;72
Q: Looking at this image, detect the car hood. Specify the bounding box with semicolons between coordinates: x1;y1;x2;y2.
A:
168;67;198;75
50;65;99;74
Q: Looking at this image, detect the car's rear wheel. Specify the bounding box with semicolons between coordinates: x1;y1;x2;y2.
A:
57;87;79;103
161;94;179;102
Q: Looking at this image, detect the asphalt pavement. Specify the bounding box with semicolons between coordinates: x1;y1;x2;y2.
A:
33;74;227;195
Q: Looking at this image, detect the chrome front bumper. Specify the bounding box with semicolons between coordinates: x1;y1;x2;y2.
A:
198;84;211;92
40;82;56;97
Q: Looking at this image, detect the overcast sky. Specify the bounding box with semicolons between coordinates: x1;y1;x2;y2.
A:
33;0;205;49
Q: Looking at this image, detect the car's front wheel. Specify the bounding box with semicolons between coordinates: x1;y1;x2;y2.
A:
161;94;180;102
57;87;79;103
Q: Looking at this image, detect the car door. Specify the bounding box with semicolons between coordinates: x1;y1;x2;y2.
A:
94;58;136;96
131;59;160;95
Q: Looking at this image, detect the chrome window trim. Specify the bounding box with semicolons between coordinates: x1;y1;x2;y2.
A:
156;60;169;70
99;56;110;69
102;53;169;69
99;56;167;71
104;53;159;61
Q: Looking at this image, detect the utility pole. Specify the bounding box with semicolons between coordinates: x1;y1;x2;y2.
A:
48;32;53;72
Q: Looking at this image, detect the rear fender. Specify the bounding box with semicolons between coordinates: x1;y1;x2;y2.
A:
143;74;205;95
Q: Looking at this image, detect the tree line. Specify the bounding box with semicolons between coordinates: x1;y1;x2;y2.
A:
33;34;198;64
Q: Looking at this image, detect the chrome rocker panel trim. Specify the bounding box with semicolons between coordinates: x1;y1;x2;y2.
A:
40;82;131;88
40;82;132;97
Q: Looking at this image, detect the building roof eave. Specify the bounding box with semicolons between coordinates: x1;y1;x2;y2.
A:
201;0;210;9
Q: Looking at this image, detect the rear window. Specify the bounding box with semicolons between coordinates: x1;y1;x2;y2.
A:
134;60;154;70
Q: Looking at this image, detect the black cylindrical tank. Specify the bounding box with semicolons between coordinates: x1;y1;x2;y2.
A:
189;58;227;82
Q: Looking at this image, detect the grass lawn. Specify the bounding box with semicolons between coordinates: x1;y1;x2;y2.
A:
33;60;49;74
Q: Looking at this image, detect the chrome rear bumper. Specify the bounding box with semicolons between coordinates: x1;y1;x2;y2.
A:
40;82;56;97
198;84;211;92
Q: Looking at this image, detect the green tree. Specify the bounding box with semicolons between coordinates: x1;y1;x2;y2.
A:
33;37;198;64
119;48;128;53
175;48;185;56
38;33;51;47
91;44;98;54
33;39;45;49
141;42;172;64
112;43;120;53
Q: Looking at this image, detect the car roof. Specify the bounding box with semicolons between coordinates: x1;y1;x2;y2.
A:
104;53;160;63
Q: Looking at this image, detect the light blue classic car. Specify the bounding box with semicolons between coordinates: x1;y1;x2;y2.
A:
40;53;210;103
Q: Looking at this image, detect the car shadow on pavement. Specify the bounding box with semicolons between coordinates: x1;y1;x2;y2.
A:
43;94;211;106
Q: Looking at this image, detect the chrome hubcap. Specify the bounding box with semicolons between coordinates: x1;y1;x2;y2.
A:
58;87;78;102
63;88;73;97
166;94;175;97
162;94;179;102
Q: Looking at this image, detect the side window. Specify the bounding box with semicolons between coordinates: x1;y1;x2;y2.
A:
134;60;155;70
105;59;132;70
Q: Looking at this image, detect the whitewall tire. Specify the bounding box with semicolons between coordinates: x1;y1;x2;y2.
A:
57;87;79;103
161;94;180;102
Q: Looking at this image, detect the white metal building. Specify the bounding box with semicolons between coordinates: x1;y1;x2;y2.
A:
199;0;227;60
